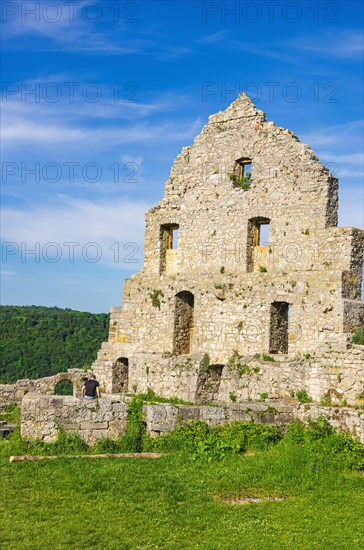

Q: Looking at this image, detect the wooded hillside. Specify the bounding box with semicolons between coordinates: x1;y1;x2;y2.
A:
0;306;109;383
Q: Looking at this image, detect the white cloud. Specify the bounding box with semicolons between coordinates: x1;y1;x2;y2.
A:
0;270;16;277
121;153;143;165
283;31;364;59
2;118;202;149
198;31;228;44
2;2;143;53
301;120;364;148
1;197;152;265
2;4;192;58
339;187;364;229
1;95;202;151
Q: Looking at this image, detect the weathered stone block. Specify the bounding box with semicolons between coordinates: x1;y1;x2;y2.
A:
80;422;108;430
199;406;227;425
177;406;200;421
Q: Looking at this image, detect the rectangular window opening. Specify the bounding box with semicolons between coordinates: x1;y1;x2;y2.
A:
162;224;179;250
160;224;179;274
259;223;270;246
236;159;252;180
172;228;179;249
269;302;289;354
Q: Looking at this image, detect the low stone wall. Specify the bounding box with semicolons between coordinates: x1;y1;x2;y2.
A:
217;347;364;407
20;393;364;445
0;369;89;404
144;401;364;444
93;346;364;407
21;393;128;444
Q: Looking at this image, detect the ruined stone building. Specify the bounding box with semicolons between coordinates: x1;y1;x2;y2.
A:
3;94;363;444
90;94;364;406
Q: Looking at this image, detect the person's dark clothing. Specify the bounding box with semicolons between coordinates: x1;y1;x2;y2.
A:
83;379;99;398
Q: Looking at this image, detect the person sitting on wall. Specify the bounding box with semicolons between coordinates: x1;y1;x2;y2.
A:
82;373;100;399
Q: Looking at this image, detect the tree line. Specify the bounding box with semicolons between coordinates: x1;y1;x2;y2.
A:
0;306;109;383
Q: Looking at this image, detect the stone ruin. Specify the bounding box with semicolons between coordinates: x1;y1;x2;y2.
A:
92;93;364;407
1;94;364;443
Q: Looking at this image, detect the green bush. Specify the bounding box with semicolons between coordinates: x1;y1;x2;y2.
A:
283;417;364;471
228;172;251;190
352;330;364;345
144;421;281;461
296;390;313;403
0;403;21;425
0;427;88;458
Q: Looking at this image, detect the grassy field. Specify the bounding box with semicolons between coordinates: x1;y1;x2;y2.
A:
1;418;364;550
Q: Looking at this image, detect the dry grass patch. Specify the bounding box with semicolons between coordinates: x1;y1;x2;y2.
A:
221;495;286;505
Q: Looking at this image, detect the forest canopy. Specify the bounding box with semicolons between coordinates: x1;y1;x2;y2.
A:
0;306;109;383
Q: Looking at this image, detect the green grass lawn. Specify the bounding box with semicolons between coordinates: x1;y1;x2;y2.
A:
1;443;364;550
1;407;364;549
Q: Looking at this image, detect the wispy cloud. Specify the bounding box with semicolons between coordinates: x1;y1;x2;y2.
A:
319;151;364;178
2;2;143;53
282;30;364;59
1;94;202;151
1;197;152;265
339;186;364;229
301;120;364;148
227;30;363;63
228;40;292;62
2;4;192;59
198;31;228;44
0;270;16;277
1;117;202;149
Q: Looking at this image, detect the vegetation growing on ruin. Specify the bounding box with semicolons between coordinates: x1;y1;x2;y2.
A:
295;390;313;403
202;353;210;372
262;354;275;362
353;330;364;345
0;306;109;383
149;289;164;309
228;351;260;378
228;171;251;190
0;403;21;425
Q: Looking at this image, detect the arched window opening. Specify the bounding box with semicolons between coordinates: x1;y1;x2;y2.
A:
173;291;194;355
54;379;73;396
112;357;129;393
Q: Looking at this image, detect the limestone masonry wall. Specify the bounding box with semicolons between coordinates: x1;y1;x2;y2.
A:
21;393;128;444
144;401;364;444
20;394;364;444
2;94;364;442
90;94;363;405
0;369;88;405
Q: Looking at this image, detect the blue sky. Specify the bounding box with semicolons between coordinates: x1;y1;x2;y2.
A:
1;0;363;312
